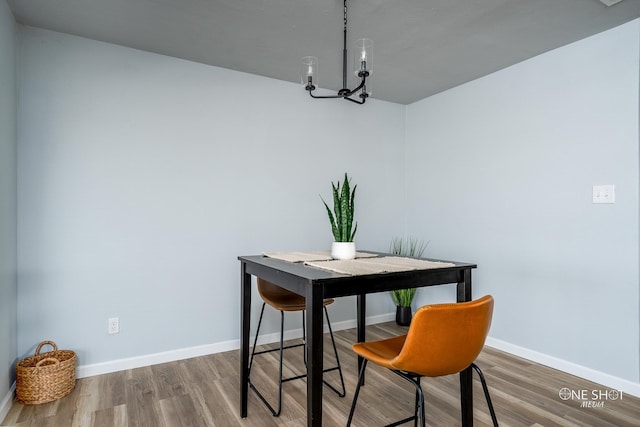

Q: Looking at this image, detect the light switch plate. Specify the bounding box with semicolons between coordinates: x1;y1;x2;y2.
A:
592;185;615;204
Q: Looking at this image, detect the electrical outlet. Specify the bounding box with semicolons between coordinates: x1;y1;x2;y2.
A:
108;317;119;335
592;185;615;204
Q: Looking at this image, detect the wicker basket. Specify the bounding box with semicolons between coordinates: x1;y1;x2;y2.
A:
16;341;77;405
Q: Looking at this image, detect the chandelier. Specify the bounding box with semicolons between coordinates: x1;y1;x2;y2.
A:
302;0;372;104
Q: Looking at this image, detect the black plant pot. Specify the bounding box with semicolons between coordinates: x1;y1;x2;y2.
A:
395;306;412;326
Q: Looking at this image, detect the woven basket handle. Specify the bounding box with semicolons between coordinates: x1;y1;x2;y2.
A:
34;340;58;356
35;357;60;367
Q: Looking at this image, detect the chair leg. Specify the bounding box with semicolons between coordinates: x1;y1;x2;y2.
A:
348;362;425;427
249;305;346;416
248;302;266;375
391;371;426;427
346;359;368;426
247;306;285;416
413;376;421;427
323;306;346;397
471;363;499;427
300;307;345;397
302;310;307;366
275;310;285;415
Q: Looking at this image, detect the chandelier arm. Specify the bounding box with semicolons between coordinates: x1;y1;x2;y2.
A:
341;75;367;98
343;95;366;105
308;91;344;99
308;74;368;101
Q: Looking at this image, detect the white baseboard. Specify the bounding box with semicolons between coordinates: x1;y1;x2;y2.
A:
0;382;16;424
485;337;640;398
77;339;239;378
78;312;395;379
77;313;639;401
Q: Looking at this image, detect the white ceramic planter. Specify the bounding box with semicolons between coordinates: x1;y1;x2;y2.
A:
331;242;356;260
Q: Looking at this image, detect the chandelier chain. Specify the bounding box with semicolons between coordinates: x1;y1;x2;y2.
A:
344;0;348;31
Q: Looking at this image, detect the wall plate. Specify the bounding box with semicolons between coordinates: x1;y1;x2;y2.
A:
592;185;615;204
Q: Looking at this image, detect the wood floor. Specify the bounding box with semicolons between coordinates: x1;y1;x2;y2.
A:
3;321;639;426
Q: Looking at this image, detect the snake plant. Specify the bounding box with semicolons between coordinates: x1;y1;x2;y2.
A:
390;237;428;307
321;173;357;242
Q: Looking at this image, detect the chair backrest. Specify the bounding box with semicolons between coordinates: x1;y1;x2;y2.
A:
390;295;494;377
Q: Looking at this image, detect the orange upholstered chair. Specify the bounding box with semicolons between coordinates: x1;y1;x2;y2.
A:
347;295;498;427
248;278;345;416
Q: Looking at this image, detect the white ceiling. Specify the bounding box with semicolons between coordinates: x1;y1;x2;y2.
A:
7;0;640;105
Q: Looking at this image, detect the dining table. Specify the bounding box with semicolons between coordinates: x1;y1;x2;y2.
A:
238;251;477;426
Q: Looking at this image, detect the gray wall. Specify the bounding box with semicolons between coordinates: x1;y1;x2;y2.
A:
16;27;406;366
0;0;17;416
4;9;639;409
406;20;639;383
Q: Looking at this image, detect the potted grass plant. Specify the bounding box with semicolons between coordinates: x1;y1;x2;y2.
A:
390;237;428;326
321;173;357;260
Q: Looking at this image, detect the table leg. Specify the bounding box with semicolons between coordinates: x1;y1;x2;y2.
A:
240;264;251;418
460;368;473;426
306;285;324;427
356;293;366;382
457;268;472;303
458;268;473;426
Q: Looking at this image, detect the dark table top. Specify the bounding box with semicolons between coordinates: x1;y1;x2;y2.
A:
239;252;476;299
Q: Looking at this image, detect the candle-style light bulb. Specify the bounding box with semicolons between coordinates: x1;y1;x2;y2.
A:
353;39;372;76
301;56;318;90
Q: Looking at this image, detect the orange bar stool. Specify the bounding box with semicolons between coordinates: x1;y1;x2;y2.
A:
248;278;346;416
347;295;498;427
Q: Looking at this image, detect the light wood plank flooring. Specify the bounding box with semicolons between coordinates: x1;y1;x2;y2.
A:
3;322;639;426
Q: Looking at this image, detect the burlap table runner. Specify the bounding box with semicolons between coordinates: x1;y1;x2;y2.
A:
304;256;455;276
262;250;378;263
